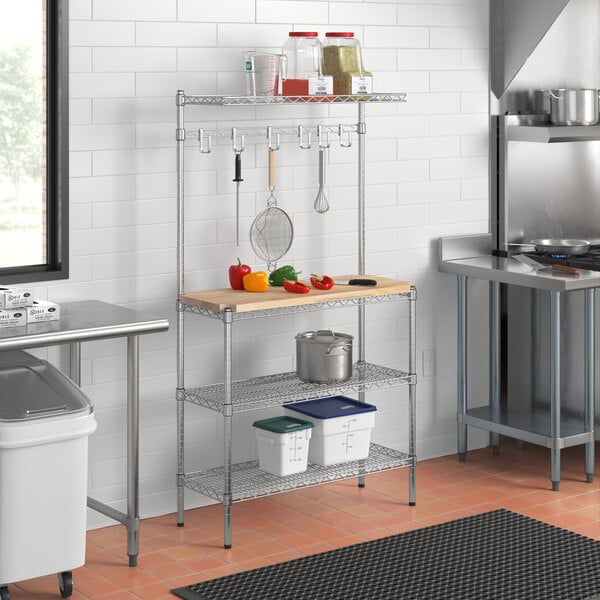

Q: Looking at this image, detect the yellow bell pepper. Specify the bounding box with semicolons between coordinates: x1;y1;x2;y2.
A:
243;271;269;292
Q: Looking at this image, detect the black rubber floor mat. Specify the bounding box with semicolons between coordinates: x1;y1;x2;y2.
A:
171;508;600;600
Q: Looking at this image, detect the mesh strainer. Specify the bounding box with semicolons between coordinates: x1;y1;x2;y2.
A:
250;148;293;270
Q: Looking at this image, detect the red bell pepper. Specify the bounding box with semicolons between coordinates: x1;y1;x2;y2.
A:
228;258;251;290
310;274;334;290
283;279;311;294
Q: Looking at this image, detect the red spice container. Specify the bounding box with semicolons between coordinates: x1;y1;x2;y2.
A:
282;32;331;96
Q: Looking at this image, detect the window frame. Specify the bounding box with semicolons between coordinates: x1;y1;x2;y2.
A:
0;0;69;284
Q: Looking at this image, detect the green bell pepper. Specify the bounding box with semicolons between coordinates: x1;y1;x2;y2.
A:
269;265;302;286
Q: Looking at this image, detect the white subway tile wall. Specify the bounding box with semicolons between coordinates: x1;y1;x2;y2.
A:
47;0;491;527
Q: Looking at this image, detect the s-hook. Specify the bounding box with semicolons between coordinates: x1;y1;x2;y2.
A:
267;126;280;151
298;125;312;149
198;128;212;153
338;124;352;148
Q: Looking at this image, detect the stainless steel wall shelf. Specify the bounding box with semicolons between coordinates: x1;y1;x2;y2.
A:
175;91;416;548
507;124;600;143
180;93;406;106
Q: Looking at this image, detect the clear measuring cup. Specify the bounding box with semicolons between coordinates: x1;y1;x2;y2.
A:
243;51;285;96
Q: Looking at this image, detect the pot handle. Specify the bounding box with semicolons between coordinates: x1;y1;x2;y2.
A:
547;89;563;100
323;345;351;356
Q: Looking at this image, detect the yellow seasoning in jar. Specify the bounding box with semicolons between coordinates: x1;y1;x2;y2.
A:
322;32;373;97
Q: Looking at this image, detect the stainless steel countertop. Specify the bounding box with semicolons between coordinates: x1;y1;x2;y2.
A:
439;254;600;292
0;299;169;350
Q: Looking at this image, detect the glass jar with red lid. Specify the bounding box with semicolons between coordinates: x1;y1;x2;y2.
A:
282;32;331;96
323;32;372;96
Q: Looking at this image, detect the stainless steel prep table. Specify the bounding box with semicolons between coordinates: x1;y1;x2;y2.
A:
0;300;169;566
439;235;600;490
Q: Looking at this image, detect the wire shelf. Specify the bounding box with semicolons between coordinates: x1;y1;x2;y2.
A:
182;93;407;106
183;362;414;413
181;443;413;502
181;290;414;322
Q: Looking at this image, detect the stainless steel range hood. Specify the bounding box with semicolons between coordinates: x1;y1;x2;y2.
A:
491;0;569;100
491;0;600;251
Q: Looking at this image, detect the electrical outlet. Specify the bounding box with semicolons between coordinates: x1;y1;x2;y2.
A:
422;349;435;378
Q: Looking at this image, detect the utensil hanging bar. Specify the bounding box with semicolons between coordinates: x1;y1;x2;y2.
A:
190;124;357;141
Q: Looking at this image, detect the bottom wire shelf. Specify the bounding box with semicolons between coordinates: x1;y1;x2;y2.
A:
181;443;413;502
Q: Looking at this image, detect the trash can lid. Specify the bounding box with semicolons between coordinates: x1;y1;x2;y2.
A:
0;350;92;422
253;415;314;434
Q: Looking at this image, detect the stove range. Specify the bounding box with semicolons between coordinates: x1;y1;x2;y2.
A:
523;245;600;271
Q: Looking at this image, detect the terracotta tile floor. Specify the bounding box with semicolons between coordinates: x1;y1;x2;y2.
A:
7;442;600;599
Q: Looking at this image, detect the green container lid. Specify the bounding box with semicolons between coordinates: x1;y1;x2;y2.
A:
253;415;314;434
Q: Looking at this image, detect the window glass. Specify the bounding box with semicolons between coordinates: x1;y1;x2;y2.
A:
0;2;46;268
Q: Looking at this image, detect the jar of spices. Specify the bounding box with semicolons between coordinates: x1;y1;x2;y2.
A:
322;32;373;96
282;32;333;97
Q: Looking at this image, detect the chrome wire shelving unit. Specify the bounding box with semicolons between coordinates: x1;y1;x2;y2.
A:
175;90;416;548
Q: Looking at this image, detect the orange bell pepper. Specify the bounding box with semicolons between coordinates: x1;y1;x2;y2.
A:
243;271;269;292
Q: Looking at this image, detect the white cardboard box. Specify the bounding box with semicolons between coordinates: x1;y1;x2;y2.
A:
25;300;60;323
0;309;27;329
0;287;33;309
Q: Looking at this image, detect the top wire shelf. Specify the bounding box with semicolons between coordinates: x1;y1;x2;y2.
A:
180;93;407;106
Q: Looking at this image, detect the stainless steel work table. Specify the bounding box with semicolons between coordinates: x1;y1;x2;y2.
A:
0;300;169;566
439;236;600;490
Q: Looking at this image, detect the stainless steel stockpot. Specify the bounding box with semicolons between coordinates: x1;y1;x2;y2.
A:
295;330;353;383
539;89;600;125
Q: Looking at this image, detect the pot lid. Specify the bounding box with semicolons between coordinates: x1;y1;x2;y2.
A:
295;330;353;345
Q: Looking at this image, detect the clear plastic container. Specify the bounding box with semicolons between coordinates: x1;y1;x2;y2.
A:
322;32;373;96
282;32;332;96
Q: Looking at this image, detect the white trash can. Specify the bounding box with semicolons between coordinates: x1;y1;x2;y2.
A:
0;350;97;600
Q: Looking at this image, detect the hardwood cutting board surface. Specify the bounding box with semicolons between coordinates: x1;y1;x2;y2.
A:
181;275;412;313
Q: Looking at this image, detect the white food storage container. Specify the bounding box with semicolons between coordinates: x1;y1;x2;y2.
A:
253;415;313;476
0;350;97;597
284;396;376;466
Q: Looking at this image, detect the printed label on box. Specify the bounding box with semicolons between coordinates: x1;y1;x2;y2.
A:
26;300;60;323
0;287;33;309
308;75;333;96
351;76;373;95
0;308;27;328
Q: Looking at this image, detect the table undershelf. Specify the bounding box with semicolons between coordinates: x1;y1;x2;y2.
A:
462;405;593;449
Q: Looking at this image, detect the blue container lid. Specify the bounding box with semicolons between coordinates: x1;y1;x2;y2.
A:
284;396;376;419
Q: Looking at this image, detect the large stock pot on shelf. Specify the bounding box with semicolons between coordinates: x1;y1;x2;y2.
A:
295;330;353;383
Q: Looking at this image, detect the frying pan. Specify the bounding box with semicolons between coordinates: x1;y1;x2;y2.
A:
529;238;590;255
506;238;590;256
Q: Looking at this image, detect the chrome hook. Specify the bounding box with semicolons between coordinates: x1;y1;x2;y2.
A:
298;125;312;149
231;127;245;153
338;124;352;148
317;125;330;149
267;126;280;151
198;128;212;154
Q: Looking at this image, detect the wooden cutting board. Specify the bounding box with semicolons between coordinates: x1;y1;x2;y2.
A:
181;275;412;313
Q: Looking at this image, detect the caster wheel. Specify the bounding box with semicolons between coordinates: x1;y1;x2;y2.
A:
58;571;73;598
0;585;10;600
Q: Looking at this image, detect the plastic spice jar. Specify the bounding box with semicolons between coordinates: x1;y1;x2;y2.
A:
322;32;373;96
282;32;332;96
